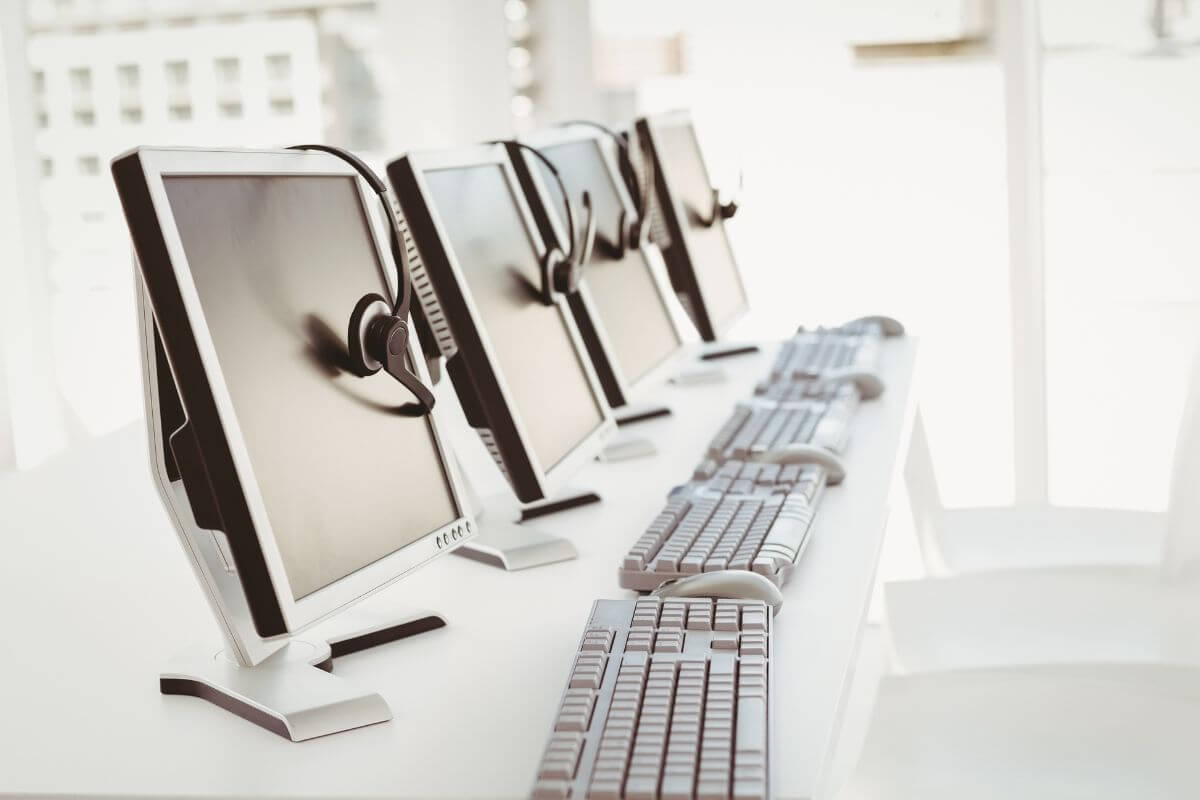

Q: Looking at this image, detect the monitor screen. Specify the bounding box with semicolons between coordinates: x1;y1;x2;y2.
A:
163;174;459;600
421;164;606;469
537;138;682;386
656;120;748;332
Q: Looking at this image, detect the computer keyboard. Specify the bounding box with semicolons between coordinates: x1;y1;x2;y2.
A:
768;326;882;384
708;383;857;459
532;597;773;799
619;461;826;591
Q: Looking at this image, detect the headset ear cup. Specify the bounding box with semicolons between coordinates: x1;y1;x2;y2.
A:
547;249;579;297
539;249;564;305
348;293;389;376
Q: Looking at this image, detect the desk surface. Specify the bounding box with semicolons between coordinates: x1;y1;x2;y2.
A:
0;339;915;799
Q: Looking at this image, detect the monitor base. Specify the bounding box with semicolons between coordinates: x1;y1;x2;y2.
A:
453;489;600;570
670;365;727;386
160;609;446;742
599;435;658;462
614;403;672;426
699;342;761;361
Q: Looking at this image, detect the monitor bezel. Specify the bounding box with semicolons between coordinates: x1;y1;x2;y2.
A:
637;109;751;341
515;126;690;404
390;143;616;502
116;146;474;637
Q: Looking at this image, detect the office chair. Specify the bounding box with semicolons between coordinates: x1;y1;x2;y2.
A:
835;663;1200;800
886;345;1200;673
906;408;1167;577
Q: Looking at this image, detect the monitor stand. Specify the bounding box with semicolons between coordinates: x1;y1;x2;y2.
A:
599;434;658;462
161;607;446;742
670;364;728;386
614;402;672;426
454;488;600;571
596;403;671;462
669;341;762;385
699;342;760;361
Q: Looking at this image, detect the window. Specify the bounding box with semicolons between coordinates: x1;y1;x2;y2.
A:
32;70;45;94
77;155;100;176
68;66;91;93
36;111;49;128
214;57;240;84
168;104;192;121
165;60;189;88
218;101;242;119
269;97;294;115
73;109;95;126
120;107;143;124
117;63;140;90
41;158;53;177
265;53;292;81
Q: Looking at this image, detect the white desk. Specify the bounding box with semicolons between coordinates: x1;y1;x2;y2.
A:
0;339;916;799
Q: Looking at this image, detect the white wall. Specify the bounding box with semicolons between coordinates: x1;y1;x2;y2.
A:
1;4;68;469
23;19;323;445
375;0;514;154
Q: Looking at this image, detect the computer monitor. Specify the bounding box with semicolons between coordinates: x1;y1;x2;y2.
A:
113;146;475;739
387;144;615;506
636;110;750;342
511;127;688;411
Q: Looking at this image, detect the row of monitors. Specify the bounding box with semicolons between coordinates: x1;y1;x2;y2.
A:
113;111;748;647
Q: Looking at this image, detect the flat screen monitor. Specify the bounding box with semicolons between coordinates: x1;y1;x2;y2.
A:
637;110;750;341
388;145;614;503
113;147;472;640
512;128;686;408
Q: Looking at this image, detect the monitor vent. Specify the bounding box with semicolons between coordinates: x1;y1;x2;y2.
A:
476;428;513;488
648;191;672;250
632;136;672;249
396;205;458;359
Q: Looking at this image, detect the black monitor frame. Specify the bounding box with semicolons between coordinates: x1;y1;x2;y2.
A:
636;110;751;342
387;143;616;505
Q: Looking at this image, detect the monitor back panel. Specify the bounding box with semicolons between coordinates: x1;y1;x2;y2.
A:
388;146;614;504
512;131;685;407
638;112;750;342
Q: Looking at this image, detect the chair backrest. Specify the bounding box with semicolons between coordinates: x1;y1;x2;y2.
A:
1161;345;1200;577
904;407;950;575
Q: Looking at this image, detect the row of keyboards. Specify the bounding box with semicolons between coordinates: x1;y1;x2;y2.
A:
534;319;903;799
618;322;894;592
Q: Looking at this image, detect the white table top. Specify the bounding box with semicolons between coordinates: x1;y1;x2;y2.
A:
0;338;916;799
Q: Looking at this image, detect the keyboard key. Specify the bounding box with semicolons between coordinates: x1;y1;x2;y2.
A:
580;627;614;653
533;778;569;798
569;653;607;690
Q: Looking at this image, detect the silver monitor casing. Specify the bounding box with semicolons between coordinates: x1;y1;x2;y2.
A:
515;126;695;407
390;143;617;505
123;147;476;668
636;110;752;343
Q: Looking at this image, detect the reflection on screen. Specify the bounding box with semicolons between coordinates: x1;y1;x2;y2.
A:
656;120;748;333
538;139;682;385
422;164;605;469
164;175;459;600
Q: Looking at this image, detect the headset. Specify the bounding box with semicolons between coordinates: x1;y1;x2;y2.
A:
559;119;654;254
700;170;742;227
288;143;436;414
501;140;596;306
